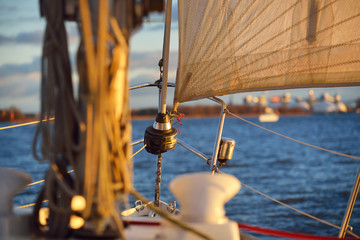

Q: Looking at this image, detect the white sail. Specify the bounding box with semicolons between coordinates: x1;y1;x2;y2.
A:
174;0;360;105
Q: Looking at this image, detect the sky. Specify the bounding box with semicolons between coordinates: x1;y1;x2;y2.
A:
0;0;359;114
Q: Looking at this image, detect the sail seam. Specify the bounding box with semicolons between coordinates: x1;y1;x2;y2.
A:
185;0;276;86
184;0;332;86
203;0;347;86
206;0;303;81
208;12;360;83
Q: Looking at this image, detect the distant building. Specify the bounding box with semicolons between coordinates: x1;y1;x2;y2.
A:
308;89;317;106
259;95;267;106
252;96;259;104
244;95;253;105
0;107;25;121
312;101;337;114
321;92;335;102
282;92;291;104
334;94;347;113
313;92;347;113
295;97;311;111
270;95;281;104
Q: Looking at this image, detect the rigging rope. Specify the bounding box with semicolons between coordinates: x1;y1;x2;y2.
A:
227;111;360;160
30;0;82;237
78;0;132;237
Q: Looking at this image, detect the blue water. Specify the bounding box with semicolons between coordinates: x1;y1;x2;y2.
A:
1;114;360;239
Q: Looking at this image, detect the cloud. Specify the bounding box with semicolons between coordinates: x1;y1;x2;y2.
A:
130;73;159;87
145;23;164;31
66;23;80;44
0;5;16;12
0;57;41;78
0;31;43;45
129;71;176;110
130;85;175;109
0;23;78;45
0;34;12;44
15;30;43;44
130;50;178;71
0;71;41;112
129;74;161;109
0;48;77;80
130;51;162;69
0;53;77;113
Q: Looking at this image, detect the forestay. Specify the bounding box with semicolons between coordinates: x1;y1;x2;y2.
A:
174;0;360;105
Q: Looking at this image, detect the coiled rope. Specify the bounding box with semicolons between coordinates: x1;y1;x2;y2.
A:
77;0;132;237
29;0;85;237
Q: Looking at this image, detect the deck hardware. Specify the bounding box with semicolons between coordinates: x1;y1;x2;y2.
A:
209;97;227;174
154;154;163;206
149;210;157;218
134;200;145;212
168;200;177;213
144;113;177;155
218;138;236;166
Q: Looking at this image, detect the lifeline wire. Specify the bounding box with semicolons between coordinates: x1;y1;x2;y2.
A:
27;170;73;187
0;118;55;131
19;143;147;208
131;144;147;159
19;143;142;207
240;181;359;238
227;111;360;160
217;169;359;238
17;200;48;209
16;170;74;209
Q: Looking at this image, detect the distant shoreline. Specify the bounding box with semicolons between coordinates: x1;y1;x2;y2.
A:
0;112;312;123
131;111;311;120
3;102;359;123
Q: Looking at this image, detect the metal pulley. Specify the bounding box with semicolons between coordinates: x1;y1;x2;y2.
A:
218;137;235;165
144;113;177;155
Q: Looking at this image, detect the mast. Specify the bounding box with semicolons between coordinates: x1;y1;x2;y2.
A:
143;0;177;207
159;0;172;114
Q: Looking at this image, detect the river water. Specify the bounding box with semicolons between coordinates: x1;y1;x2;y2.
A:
1;113;360;239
